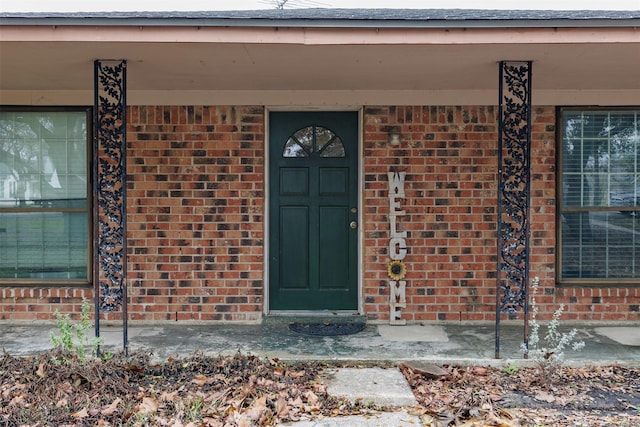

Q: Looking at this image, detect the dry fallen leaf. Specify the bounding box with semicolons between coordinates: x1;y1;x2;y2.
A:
160;391;179;402
276;394;289;418
232;410;253;427
137;396;160;414
35;362;46;378
192;374;213;385
56;381;73;397
304;390;319;406
243;395;271;422
101;397;122;416
9;394;25;406
72;407;89;418
287;369;306;379
534;391;556;403
472;366;488;376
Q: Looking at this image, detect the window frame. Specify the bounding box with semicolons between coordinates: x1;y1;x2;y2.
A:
0;105;93;287
556;106;640;287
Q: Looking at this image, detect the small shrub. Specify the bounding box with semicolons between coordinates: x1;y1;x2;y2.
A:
50;298;103;362
523;277;585;382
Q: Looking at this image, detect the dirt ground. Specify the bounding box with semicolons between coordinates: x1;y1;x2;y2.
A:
1;350;639;426
401;361;640;426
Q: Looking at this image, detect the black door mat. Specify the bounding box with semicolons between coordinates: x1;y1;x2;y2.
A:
288;322;366;336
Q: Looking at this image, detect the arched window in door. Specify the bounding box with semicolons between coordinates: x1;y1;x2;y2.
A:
283;126;345;158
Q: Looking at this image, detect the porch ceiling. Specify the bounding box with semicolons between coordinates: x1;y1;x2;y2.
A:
1;40;639;93
1;15;639;101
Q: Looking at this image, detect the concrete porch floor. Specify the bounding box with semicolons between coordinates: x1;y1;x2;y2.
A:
2;321;639;365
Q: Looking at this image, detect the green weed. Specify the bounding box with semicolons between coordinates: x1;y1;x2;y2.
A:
502;363;519;375
50;298;103;362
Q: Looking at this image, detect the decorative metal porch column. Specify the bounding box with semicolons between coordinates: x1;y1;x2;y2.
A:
495;61;532;359
94;60;128;353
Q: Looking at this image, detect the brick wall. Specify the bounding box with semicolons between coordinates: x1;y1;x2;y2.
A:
362;106;501;321
125;105;265;322
1;104;638;322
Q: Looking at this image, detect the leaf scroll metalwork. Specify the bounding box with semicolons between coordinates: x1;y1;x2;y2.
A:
94;60;127;313
495;61;532;358
497;61;532;314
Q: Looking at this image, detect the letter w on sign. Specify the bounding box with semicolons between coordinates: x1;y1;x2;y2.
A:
387;171;406;197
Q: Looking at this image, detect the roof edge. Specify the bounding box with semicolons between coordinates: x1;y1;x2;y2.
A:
1;9;640;29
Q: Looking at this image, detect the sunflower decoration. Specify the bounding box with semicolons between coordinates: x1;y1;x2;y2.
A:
387;260;407;280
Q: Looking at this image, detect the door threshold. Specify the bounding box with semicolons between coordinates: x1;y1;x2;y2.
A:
263;311;366;325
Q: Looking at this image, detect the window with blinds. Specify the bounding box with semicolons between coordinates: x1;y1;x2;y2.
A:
0;107;91;283
559;108;640;283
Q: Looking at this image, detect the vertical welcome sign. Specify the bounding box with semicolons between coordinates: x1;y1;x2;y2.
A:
388;171;407;325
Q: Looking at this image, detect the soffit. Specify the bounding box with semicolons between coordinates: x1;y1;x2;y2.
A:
1;41;639;92
0;22;639;93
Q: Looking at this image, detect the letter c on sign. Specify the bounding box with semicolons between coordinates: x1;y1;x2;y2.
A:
389;237;407;260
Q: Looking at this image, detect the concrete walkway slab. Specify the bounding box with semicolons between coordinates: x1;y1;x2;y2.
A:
278;411;422;426
595;327;640;346
321;368;417;407
378;324;448;342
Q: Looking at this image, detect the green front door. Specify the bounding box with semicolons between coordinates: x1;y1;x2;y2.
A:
269;111;359;311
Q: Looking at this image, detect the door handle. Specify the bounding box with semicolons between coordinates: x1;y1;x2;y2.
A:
350;221;358;229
